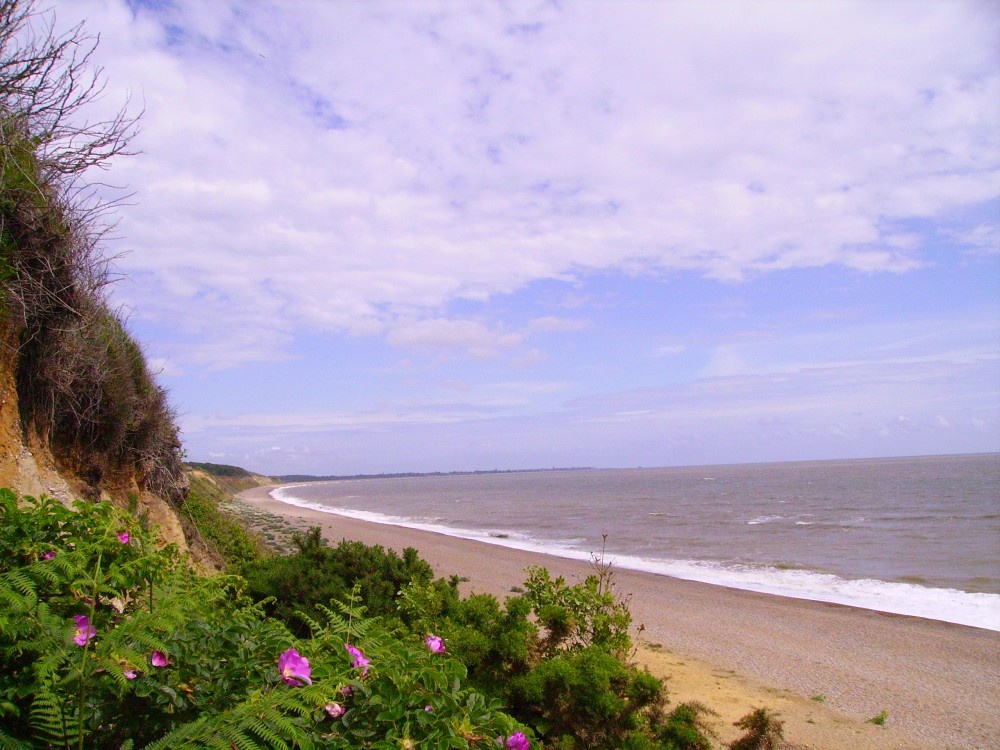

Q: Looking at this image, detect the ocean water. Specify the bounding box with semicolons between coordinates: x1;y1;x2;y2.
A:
272;454;1000;631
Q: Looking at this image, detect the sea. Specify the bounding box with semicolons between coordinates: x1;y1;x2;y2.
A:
270;453;1000;631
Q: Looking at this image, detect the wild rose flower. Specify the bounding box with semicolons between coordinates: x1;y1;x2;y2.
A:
277;648;312;686
325;702;345;718
150;650;171;668
425;634;446;654
503;732;529;750
344;643;370;676
424;705;432;712
123;667;138;680
117;530;130;544
41;550;56;561
73;615;95;646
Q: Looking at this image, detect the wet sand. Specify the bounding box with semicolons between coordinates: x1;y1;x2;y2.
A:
238;485;1000;749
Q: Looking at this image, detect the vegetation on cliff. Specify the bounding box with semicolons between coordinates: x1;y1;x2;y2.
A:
0;0;185;502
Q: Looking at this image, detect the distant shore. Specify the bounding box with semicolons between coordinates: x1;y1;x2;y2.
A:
238;484;1000;750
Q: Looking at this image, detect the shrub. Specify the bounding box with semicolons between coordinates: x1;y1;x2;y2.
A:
655;702;717;750
728;707;784;750
0;489;529;749
510;645;666;748
400;552;709;750
522;563;633;656
239;526;435;635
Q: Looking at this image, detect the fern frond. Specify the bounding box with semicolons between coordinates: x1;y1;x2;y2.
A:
3;571;38;602
213;727;258;750
138;716;211;750
245;714;290;749
29;690;68;749
0;726;34;750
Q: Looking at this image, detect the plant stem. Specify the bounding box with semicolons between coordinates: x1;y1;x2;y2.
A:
77;551;101;750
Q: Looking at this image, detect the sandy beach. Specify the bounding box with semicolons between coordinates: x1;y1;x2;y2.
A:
238;485;1000;750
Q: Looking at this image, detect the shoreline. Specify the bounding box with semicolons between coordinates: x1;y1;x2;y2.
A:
268;483;998;632
238;484;1000;750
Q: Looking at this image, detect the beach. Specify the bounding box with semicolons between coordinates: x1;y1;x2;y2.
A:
238;485;1000;749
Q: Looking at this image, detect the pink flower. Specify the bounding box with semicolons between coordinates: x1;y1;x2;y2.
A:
41;550;56;561
325;702;345;718
73;615;95;646
424;705;433;712
117;531;130;544
425;634;446;654
503;732;530;750
344;643;370;676
277;648;312;686
123;668;138;680
150;650;171;668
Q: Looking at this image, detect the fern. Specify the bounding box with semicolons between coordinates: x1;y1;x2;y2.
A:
216;727;261;750
138;688;318;750
0;729;34;750
28;689;68;749
245;714;292;749
4;570;38;601
138;717;211;750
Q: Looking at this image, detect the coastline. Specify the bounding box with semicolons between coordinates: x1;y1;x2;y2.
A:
238;484;1000;750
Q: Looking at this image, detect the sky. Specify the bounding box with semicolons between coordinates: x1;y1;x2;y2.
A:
44;0;1000;475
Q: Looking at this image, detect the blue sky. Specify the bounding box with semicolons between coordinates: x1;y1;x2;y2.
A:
49;0;999;475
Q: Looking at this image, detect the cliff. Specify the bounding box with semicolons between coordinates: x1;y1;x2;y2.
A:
0;1;192;557
0;339;192;556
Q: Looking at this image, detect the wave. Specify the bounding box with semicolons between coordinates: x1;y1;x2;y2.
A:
270;486;1000;632
747;515;783;525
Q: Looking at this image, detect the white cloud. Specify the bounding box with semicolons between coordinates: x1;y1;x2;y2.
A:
526;316;588;334
41;0;997;369
385;317;521;358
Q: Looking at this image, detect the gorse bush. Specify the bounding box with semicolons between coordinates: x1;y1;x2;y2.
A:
240;527;435;635
0;490;529;749
726;708;784;750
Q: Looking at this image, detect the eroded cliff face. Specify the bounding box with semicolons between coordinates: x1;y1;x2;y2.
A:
0;349;193;558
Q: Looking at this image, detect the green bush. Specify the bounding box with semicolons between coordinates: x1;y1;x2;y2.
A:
239;527;435;635
0;489;529;749
399;552;712;750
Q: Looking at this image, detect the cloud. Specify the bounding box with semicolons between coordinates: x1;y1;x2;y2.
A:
386;317;521;359
653;344;686;357
525;316;588;334
44;0;998;370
